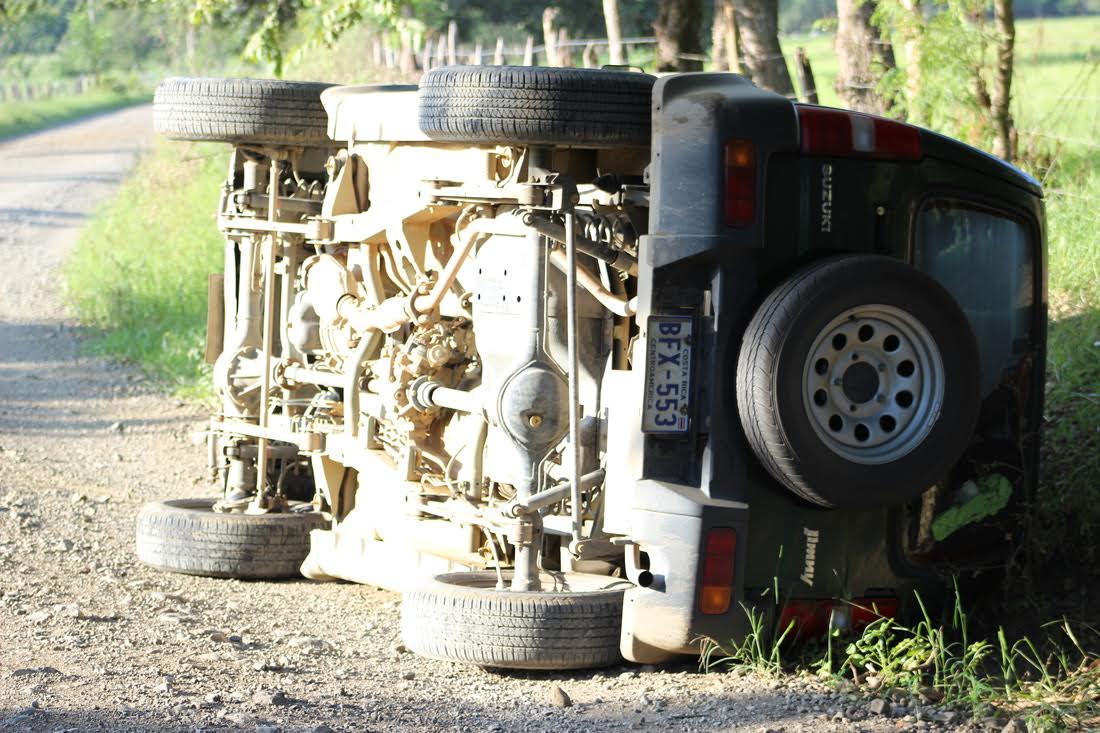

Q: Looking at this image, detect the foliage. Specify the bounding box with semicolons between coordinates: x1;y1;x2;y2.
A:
703;584;1100;730
63;141;224;401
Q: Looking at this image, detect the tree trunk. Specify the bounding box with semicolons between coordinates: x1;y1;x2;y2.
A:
990;0;1015;160
523;35;535;65
735;0;795;95
653;0;705;72
711;0;741;72
898;0;923;122
603;0;625;64
542;7;560;66
582;41;598;68
835;0;896;114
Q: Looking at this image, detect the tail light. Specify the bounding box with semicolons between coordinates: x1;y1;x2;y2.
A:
777;596;898;638
699;527;737;614
797;105;921;161
724;139;755;228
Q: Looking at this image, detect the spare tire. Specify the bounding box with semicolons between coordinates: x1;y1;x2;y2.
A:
135;498;327;579
154;77;334;146
736;255;980;508
401;571;628;670
418;66;655;147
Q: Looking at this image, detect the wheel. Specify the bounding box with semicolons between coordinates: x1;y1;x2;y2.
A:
417;66;655;147
135;498;327;579
154;77;334;146
401;571;628;670
736;255;980;508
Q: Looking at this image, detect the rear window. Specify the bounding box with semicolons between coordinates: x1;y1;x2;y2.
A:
914;201;1035;396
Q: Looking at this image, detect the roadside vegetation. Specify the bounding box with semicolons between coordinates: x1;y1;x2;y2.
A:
63;142;224;400
702;587;1100;731
0;86;150;139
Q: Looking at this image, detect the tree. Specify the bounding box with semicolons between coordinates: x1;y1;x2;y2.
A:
835;0;895;114
735;0;795;95
990;0;1016;160
711;0;741;73
653;0;704;72
602;0;624;65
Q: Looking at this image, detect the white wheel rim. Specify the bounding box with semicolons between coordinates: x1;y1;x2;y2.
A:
802;304;945;465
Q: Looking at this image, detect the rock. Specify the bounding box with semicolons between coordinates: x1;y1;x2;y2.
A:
400;671;415;681
252;690;287;706
28;610;50;624
549;685;572;708
889;705;909;718
109;421;124;433
311;726;336;733
1001;720;1028;733
55;603;83;619
868;698;891;716
154;679;174;695
918;685;944;703
930;710;958;724
55;539;74;552
390;642;407;654
204;693;222;704
255;724;280;733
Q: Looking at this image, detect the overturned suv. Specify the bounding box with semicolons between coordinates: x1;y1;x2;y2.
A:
138;68;1046;669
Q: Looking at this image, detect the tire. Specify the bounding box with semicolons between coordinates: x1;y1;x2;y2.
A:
417;66;655;147
401;571;628;670
154;77;334;146
736;255;980;509
135;498;327;579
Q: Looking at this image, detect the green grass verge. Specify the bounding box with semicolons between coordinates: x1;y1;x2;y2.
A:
0;88;152;141
63;140;224;401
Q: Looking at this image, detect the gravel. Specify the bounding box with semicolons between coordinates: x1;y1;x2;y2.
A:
0;106;983;733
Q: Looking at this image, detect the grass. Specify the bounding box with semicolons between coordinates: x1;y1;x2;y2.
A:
703;586;1100;731
62;140;225;401
0;87;151;140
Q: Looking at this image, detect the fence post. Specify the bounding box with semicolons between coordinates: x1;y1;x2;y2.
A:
582;42;598;68
795;47;819;104
557;27;573;67
447;21;458;65
542;8;560;66
424;37;436;71
494;37;505;65
471;40;483;64
523;35;535;66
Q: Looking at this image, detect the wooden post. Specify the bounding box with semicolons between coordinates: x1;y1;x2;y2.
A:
494;37;505;65
795;48;818;104
582;42;598;68
471;40;483;64
542;8;560;66
557;27;573;67
447;20;458;65
434;38;445;68
423;37;435;71
523;35;535;66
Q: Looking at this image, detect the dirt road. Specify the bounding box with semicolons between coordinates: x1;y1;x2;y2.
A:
0;107;974;733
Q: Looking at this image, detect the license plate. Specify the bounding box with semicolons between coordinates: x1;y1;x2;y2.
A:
642;315;693;433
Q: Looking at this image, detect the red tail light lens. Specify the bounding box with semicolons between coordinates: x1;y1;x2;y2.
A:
778;596;899;639
724;139;755;228
699;527;737;614
797;105;921;161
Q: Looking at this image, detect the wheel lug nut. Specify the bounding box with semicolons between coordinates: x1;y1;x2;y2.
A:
878;363;886;372
832;378;842;386
876;394;886;403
